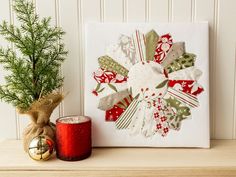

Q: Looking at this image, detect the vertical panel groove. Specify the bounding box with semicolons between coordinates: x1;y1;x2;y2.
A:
55;0;60;117
233;45;236;138
123;0;127;22
15;111;19;139
191;0;196;22
55;0;59;27
100;0;105;22
168;0;172;22
212;0;219;139
145;0;149;22
78;0;84;115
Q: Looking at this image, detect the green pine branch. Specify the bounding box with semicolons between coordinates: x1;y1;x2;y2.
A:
0;0;67;112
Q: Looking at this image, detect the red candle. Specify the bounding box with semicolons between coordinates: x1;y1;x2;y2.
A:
56;115;92;161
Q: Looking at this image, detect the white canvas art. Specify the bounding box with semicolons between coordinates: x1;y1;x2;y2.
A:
84;22;209;148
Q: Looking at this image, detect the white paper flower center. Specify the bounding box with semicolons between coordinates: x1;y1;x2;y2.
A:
127;61;168;100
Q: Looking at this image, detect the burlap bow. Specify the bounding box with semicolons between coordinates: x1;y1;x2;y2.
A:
18;92;64;152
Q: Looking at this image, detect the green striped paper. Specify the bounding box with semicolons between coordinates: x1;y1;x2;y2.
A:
115;98;139;129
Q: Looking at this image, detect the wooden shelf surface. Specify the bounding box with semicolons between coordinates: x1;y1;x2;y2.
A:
1;140;236;177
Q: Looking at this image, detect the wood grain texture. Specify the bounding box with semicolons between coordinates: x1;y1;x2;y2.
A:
1;140;236;176
1;169;236;177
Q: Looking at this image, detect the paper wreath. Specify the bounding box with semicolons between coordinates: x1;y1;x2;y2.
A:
91;29;204;137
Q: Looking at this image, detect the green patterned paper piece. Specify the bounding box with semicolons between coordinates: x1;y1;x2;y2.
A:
98;55;129;77
108;83;118;92
164;97;191;130
115;98;139;129
145;30;159;61
156;79;169;89
165;53;196;73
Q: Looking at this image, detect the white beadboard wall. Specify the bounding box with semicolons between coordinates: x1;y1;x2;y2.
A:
0;0;235;140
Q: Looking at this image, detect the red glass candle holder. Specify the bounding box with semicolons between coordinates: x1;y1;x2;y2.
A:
56;115;92;161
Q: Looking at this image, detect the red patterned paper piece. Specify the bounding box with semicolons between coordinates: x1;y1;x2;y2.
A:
168;80;204;96
154;34;173;63
105;105;124;121
155;116;169;137
105;95;133;121
153;98;173;137
93;68;127;83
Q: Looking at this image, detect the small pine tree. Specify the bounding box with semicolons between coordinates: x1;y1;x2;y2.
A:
0;0;67;112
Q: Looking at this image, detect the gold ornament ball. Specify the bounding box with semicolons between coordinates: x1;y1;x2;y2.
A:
28;135;54;161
